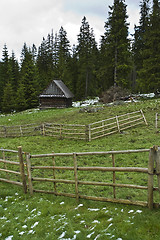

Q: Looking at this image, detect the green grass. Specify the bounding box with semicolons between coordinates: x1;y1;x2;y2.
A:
1;99;160;239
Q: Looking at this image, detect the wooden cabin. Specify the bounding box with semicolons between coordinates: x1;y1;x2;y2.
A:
39;80;74;109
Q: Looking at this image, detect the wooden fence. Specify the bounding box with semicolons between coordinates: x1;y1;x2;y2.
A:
88;110;148;141
0;110;147;141
0;147;27;193
23;146;160;209
43;123;87;140
0;123;42;138
1;146;160;209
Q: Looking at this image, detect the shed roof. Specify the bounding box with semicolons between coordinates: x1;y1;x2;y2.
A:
39;80;74;99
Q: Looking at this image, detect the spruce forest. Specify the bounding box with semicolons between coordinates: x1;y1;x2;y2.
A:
0;0;160;113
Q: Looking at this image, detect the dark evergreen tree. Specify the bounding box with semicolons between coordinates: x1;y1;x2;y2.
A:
36;31;55;91
0;45;19;112
20;43;39;109
138;0;160;92
133;0;150;91
100;0;131;90
56;26;72;87
1;82;15;113
0;44;9;111
76;16;99;99
15;83;27;111
9;51;20;92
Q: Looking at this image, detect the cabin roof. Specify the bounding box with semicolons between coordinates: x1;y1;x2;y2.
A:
39;80;74;99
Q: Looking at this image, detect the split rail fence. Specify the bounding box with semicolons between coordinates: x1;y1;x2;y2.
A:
1;146;160;209
0;110;147;141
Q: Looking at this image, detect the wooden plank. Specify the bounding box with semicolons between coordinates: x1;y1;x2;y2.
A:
31;166;74;170
0;168;21;175
32;177;75;184
0;178;23;186
0;159;19;165
79;194;148;207
77;166;148;173
78;180;148;190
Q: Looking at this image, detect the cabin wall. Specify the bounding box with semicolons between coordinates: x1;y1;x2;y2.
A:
39;97;72;109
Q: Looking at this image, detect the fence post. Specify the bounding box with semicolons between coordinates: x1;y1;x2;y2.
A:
3;126;7;138
26;153;33;195
18;146;27;193
155;147;160;201
85;125;91;142
52;152;57;194
155;113;158;132
148;146;156;209
42;124;45;136
116;116;121;133
112;153;116;199
140;109;148;125
73;152;79;202
2;149;9;180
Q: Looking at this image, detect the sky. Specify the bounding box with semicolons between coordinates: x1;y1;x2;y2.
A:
0;0;141;60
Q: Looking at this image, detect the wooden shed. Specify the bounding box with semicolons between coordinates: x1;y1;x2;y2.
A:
39;80;74;109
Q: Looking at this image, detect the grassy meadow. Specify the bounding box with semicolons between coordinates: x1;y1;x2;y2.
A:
1;98;160;239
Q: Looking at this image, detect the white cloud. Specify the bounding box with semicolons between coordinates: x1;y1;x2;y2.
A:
0;0;141;60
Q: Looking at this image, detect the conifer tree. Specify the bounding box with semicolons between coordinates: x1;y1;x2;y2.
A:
138;0;160;92
100;0;131;90
0;45;18;112
56;26;71;86
20;43;39;109
76;16;99;99
133;0;150;90
1;82;15;113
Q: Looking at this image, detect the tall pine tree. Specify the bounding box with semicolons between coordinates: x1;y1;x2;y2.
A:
100;0;131;90
76;16;99;99
138;0;160;92
133;0;150;91
20;43;39;109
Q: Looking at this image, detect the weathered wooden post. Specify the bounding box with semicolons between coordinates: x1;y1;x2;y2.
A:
155;146;160;201
26;153;33;195
148;146;156;209
2;149;9;180
85;125;91;142
140;109;148;125
116;116;120;133
52;152;57;194
42;124;45;136
112;153;116;199
73;152;79;202
155;113;158;132
18;146;27;193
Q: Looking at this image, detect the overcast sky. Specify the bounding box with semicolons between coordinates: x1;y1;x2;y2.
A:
0;0;141;60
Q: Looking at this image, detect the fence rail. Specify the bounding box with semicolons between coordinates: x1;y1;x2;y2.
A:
1;146;160;209
0;110;147;141
0;147;27;193
88;110;147;141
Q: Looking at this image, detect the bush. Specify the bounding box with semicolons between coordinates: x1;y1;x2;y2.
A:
100;86;130;103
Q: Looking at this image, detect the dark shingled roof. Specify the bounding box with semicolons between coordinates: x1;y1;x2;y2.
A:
39;80;74;98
